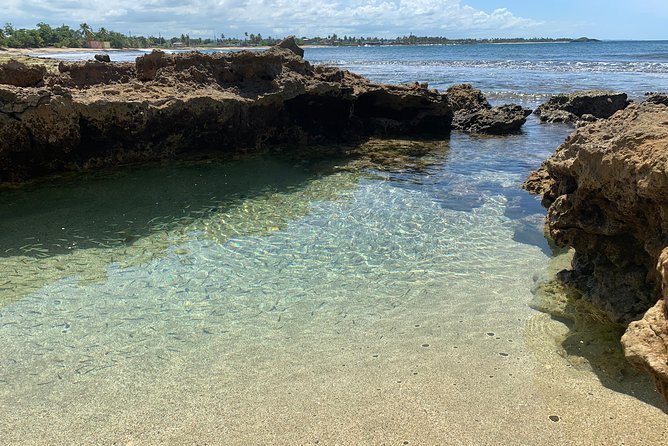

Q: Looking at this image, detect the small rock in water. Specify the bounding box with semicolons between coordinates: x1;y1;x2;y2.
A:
94;54;111;63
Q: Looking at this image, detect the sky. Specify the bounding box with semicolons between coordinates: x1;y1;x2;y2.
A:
2;0;667;40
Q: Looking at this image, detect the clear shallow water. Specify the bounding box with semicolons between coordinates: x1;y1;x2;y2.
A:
35;40;668;101
6;44;668;442
0;118;574;440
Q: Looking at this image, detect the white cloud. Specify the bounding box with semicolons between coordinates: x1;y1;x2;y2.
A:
5;0;543;38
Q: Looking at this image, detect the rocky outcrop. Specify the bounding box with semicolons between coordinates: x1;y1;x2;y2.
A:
276;36;304;58
535;90;630;123
94;54;111;63
453;104;531;134
644;92;668;106
522;166;553;197
0;60;46;87
446;84;489;112
623;280;668;402
56;60;136;87
0;44;457;182
0;43;530;183
447;84;531;134
526;98;668;401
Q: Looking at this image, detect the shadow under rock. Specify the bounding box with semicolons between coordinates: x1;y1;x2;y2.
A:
0;155;320;258
533;278;668;413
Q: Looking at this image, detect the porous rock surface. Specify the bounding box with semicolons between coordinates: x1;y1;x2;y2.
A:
0;40;461;182
526;98;668;401
0;59;47;87
534;90;630;123
0;42;531;182
447;84;531;134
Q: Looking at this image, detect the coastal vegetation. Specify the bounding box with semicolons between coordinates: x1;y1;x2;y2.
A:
0;22;596;49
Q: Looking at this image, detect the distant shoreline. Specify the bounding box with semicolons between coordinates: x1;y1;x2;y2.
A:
1;40;601;57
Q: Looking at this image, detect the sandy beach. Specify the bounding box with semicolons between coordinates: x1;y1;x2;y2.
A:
2;34;668;446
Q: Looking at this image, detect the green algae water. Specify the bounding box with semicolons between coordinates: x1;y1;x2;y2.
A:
1;118;667;444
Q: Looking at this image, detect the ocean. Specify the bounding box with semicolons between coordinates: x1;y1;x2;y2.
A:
2;42;667;444
36;40;668;102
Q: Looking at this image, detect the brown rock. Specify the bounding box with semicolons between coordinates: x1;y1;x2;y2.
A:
644;92;668;106
622;298;668;402
622;246;668;402
534;90;629;123
135;50;172;81
522;165;554;197
528;98;668;401
0;59;46;87
446;84;529;134
275;36;304;58
0;48;454;182
446;84;489;112
57;60;135;87
452;103;531;134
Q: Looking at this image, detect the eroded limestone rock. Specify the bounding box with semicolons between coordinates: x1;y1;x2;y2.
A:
453;104;531;134
57;60;135;87
535;90;630;123
276;36;304;58
446;84;530;134
0;59;46;87
0;43;454;182
526;97;668;401
622;248;668;402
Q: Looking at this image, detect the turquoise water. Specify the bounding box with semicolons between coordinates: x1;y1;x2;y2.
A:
0;118;577;441
5;44;668;442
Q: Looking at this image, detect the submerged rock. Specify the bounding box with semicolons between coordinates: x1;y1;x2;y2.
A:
526;96;668;401
535;90;630;123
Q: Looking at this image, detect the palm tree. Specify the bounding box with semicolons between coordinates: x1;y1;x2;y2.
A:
79;23;93;41
97;27;109;40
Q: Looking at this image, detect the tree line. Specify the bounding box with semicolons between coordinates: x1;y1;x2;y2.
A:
0;23;586;49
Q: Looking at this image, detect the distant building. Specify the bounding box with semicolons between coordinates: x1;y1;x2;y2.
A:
172;41;185;48
85;40;111;49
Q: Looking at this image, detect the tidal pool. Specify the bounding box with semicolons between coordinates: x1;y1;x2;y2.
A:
1;118;666;444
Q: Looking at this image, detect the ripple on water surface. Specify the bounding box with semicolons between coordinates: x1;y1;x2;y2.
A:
1;119;666;444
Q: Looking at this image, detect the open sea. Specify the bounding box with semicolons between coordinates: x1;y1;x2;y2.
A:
2;42;667;444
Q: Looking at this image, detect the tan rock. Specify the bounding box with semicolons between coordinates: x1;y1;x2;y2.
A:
622;299;668;402
528;98;668;401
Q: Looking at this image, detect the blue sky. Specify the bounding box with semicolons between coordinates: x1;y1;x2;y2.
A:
4;0;667;40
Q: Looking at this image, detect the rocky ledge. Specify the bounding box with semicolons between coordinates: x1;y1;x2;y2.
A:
534;90;630;124
0;39;525;183
525;96;668;402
